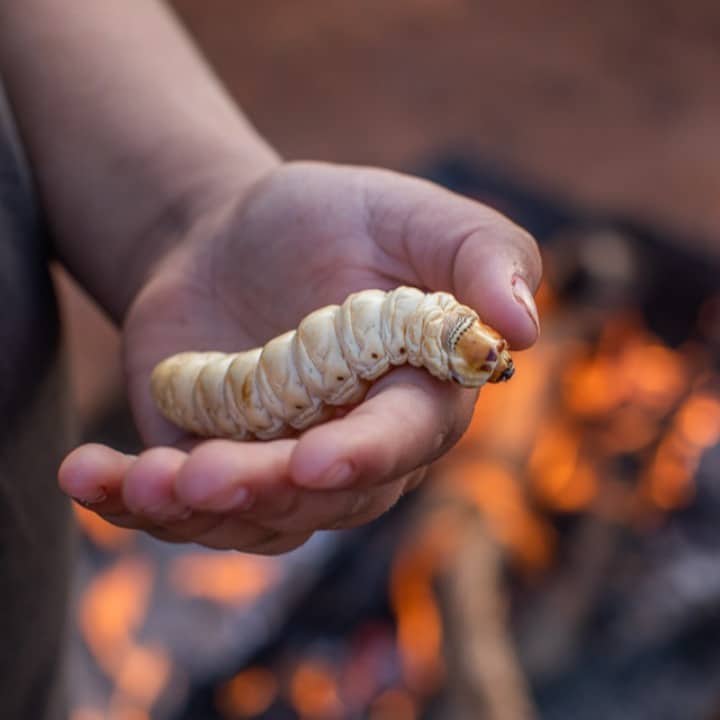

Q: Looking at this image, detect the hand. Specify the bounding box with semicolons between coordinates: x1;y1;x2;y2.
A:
59;161;541;553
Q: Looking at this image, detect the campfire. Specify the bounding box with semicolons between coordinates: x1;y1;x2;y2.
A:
69;162;720;720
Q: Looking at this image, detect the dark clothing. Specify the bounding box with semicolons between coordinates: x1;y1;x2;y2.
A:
0;84;73;720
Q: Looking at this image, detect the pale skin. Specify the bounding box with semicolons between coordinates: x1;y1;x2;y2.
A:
0;0;541;553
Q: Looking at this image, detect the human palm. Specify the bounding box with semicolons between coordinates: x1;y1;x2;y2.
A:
60;162;541;553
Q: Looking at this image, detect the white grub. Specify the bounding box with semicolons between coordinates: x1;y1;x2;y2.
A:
151;287;514;440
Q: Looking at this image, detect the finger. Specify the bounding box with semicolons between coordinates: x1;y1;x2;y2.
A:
291;366;475;490
174;439;297;512
122;446;195;523
172;438;369;533
58;443;136;514
176;444;408;533
452;231;542;349
363;169;542;348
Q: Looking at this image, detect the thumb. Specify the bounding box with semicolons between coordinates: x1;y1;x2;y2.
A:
363;169;542;349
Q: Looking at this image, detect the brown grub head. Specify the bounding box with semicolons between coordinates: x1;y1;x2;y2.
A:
443;312;514;387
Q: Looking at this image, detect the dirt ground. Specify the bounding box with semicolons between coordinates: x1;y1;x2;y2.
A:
61;0;720;420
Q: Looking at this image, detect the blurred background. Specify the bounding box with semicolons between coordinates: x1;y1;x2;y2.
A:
62;2;720;719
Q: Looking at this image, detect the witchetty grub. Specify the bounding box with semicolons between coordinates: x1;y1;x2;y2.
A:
151;286;514;440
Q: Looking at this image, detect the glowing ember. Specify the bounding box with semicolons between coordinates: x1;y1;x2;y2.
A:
169;553;280;605
644;434;698;511
446;460;556;572
113;644;172;707
675;392;720;449
216;667;279;718
528;423;598;513
563;355;624;417
537;458;597;514
79;558;154;679
388;510;470;693
289;661;344;719
563;331;687;420
598;405;660;454
621;342;687;410
458;343;558;457
391;547;444;693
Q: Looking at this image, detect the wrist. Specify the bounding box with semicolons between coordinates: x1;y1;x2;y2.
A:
114;149;282;324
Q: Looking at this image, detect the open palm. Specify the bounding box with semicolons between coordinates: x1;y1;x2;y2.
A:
60;162;541;553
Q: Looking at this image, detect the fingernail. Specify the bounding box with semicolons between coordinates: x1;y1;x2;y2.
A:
318;461;355;489
512;275;540;335
73;490;107;506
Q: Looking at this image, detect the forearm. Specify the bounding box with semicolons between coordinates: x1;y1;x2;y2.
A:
0;0;280;321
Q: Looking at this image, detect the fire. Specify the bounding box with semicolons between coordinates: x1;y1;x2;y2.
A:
79;558;153;678
79;558;172;716
458;342;559;457
563;355;624;417
439;310;702;575
637;389;720;512
113;644;172;707
645;444;696;511
621;342;687;410
390;545;444;693
674;392;720;449
563;330;687;420
388;509;470;693
169;553;280;605
216;667;279;718
528;423;598;513
445;460;556;572
289;661;344;719
598;405;660;454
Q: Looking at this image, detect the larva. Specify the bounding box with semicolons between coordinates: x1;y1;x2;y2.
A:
151;286;514;440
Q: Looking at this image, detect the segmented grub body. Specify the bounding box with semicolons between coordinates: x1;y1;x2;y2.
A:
151;286;513;440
